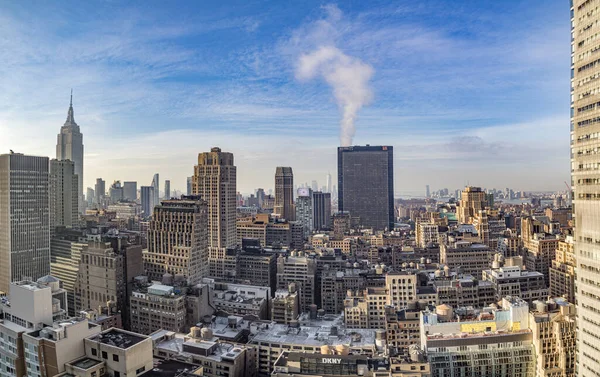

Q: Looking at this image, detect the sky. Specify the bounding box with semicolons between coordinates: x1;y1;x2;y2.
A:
0;0;570;196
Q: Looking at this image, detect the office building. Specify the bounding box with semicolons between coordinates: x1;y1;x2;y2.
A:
74;240;143;328
272;284;300;324
0;280;72;377
295;188;313;238
249;314;380;376
326;172;332;193
50;229;86;316
0;153;51;294
152;330;255;377
313;191;331;230
83;328;154;377
415;221;439;247
49;159;79;229
550;236;576;303
109;181;124;204
192;147;237;277
274;167;295;221
143;196;209;285
420;297;535;376
123;181;137;201
344;287;388;329
56;92;84;213
236;214;304;250
272;352;390;377
206;280;270;319
457;186;487;224
276;253;316;312
440;241;495;279
86;187;94;208
164;179;171;199
140;186;155;218
482;265;548;303
95;178;106;206
130;282;187;334
108;202;141;219
23;317;101;377
337;145;394;230
529;298;576;377
151;173;160;206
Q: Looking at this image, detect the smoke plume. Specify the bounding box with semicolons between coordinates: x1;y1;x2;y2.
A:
296;46;374;146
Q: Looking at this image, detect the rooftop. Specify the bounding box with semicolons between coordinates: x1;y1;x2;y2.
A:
91;329;147;349
70;358;102;370
141;359;200;377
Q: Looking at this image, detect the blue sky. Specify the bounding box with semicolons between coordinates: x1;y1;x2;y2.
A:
0;0;569;195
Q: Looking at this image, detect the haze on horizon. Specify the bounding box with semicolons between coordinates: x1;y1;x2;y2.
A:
0;0;569;195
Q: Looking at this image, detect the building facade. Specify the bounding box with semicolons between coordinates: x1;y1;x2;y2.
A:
56;93;84;214
49;159;79;229
313;191;331;231
274;167;295;221
337;145;394;230
192;147;237;278
143;196;209;284
0;153;51;293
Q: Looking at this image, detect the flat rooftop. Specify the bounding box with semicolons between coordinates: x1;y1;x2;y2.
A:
71;358;102;370
141;359;200;377
93;329;147;349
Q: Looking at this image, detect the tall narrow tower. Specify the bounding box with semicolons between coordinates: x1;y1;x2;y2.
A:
192;147;236;278
56;91;84;213
572;2;600;375
274;167;295;221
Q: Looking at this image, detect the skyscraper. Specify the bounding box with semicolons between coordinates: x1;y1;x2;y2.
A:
295;188;313;238
109;181;124;203
572;3;600;374
457;186;487;224
95;178;105;206
274;167;295;221
123;181;137;201
192;147;236;278
426;185;430;198
86;187;94;207
326;173;332;193
337;145;394;230
140;186;155;218
186;176;193;196
151;173;160;205
56;91;84;213
313;191;331;230
144;196;209;284
0;153;51;293
164;180;171;199
49;159;79;229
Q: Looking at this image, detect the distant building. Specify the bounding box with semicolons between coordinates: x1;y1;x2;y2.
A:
274;167;295;221
56;93;84;213
272;284;300;324
0;153;51;293
164;179;171;199
295;188;313;238
482;265;548;303
130;282;187;334
140;185;155;218
337;145;394;230
457;186;487;224
277;253;316;313
236;214;303;250
95;178;106;206
123;181;137;201
440;241;495;279
109;180;124;203
151;173;160;207
313;191;331;231
50;159;79;229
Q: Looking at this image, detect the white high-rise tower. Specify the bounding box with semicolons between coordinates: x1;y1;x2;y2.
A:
56;90;84;213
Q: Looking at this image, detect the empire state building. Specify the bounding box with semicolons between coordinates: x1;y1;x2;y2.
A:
56;91;84;213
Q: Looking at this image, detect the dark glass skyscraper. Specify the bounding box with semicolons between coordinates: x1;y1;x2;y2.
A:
337;145;394;230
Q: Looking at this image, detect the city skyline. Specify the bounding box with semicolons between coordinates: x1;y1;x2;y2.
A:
0;1;569;195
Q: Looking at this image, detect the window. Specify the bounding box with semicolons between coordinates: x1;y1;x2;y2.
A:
102;351;107;359
115;372;121;377
136;367;146;375
113;354;119;362
91;348;97;356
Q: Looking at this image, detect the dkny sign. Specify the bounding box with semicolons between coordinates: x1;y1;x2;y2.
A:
321;358;342;364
